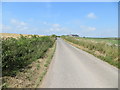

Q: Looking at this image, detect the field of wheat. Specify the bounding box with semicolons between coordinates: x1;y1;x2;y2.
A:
0;33;43;38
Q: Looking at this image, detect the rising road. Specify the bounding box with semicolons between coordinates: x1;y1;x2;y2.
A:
40;38;118;88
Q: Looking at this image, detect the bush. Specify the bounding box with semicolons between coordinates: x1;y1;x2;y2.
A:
2;35;55;76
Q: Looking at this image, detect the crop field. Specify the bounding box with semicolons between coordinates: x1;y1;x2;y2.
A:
0;33;43;38
69;37;118;46
81;37;118;45
62;36;119;68
2;35;56;77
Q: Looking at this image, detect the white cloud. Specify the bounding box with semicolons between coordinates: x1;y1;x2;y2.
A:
2;19;41;34
88;27;96;31
11;19;27;26
43;22;48;25
10;19;29;31
19;26;29;30
52;24;60;27
20;22;27;26
42;21;50;25
80;25;96;31
11;19;17;24
87;12;96;19
49;27;64;32
1;24;12;31
80;25;85;28
46;23;66;32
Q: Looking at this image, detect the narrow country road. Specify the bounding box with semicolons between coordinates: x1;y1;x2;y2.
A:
40;38;118;88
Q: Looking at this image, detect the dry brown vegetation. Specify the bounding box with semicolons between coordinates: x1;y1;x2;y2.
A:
0;33;43;38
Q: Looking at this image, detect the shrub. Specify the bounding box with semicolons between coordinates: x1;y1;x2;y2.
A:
2;35;55;76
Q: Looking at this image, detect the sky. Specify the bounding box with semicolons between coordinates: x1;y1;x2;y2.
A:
2;2;118;37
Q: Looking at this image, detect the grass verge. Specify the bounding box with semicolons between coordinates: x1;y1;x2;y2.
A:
35;43;56;88
62;36;119;68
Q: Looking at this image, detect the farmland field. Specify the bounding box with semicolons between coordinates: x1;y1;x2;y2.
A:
0;33;43;38
69;37;118;46
61;36;119;68
83;37;118;45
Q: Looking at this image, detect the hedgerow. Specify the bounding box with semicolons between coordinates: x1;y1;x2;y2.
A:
2;35;55;76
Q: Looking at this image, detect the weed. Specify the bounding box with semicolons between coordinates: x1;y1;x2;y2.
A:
36;64;40;70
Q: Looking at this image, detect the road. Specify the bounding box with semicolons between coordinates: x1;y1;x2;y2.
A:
40;38;118;88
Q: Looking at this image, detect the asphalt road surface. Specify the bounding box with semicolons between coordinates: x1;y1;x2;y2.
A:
40;38;118;88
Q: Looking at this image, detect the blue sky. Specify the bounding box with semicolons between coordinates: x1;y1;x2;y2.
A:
2;2;118;37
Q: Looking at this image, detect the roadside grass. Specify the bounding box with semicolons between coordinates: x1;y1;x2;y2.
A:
2;35;56;88
36;64;40;70
61;36;119;68
35;43;56;88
